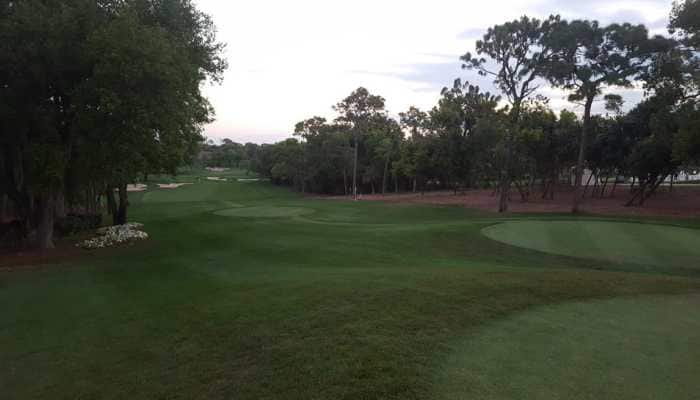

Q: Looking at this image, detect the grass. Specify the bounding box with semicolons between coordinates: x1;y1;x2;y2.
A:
1;172;700;399
483;220;700;270
436;294;700;400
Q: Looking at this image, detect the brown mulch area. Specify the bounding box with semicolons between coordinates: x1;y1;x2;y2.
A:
0;240;89;271
323;185;700;218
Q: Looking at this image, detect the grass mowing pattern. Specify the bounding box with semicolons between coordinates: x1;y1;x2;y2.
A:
2;172;700;399
214;206;313;218
436;294;700;400
482;220;700;269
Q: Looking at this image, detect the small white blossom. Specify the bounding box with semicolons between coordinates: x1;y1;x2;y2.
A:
78;222;149;249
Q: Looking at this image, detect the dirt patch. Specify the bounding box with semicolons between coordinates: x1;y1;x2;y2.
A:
0;242;87;270
322;186;700;218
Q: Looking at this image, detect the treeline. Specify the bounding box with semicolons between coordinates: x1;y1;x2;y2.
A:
197;140;258;172
0;0;226;249
243;1;699;211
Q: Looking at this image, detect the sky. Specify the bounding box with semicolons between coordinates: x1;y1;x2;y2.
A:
195;0;673;144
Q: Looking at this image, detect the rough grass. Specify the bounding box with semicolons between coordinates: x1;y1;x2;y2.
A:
1;176;700;399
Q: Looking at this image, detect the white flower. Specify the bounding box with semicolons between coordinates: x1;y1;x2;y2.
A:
78;222;149;249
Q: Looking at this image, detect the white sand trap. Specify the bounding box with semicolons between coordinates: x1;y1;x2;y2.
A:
157;183;193;189
206;176;227;182
127;184;147;192
237;178;260;182
206;167;229;172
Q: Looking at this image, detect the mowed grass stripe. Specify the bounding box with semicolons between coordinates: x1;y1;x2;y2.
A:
435;294;700;400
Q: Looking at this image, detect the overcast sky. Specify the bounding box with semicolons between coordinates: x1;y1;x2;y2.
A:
195;0;673;144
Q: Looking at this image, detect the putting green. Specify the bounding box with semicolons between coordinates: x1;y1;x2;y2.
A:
435;294;700;400
482;220;700;268
213;206;313;218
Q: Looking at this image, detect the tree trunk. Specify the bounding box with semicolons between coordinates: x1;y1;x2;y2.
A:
106;187;117;224
610;178;619;198
572;95;594;213
541;180;550;200
669;174;674;193
342;169;348;196
640;174;668;206
498;107;521;213
382;156;390;195
625;181;646;207
591;172;599;198
115;184;128;225
352;133;358;200
630;176;636;192
54;191;66;219
582;172;594;198
498;176;510;212
36;193;55;250
412;177;417;193
600;176;610;198
513;180;528;202
0;194;7;223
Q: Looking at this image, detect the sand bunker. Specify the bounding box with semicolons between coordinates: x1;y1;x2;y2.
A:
206;167;229;172
237;178;260;182
206;177;227;182
126;184;147;192
157;183;193;189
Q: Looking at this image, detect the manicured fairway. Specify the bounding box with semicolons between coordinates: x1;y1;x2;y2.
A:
214;206;314;218
436;294;700;400
483;220;700;269
2;173;699;399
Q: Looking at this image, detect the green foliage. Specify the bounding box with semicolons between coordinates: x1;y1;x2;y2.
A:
0;0;226;247
54;213;102;237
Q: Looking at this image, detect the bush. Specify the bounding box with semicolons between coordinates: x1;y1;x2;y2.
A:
0;221;23;250
78;222;148;249
54;214;102;237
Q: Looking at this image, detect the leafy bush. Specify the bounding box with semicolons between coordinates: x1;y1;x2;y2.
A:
55;214;102;237
0;221;23;250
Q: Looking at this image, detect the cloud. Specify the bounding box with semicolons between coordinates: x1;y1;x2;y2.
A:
195;0;672;143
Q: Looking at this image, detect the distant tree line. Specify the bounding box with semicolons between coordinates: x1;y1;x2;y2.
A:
0;0;226;249
235;1;698;211
197;139;258;173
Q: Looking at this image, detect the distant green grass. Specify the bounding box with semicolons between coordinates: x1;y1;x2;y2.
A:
1;172;700;399
483;220;700;270
214;206;314;218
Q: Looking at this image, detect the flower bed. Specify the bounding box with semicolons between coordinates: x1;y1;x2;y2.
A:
78;222;148;249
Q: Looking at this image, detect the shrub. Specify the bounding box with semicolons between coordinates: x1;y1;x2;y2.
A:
55;214;102;237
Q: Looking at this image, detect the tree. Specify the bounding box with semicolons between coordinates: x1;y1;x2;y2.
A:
544;19;657;212
461;15;557;211
430;79;501;191
398;107;431;192
623;94;681;206
334;88;386;199
0;0;226;247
